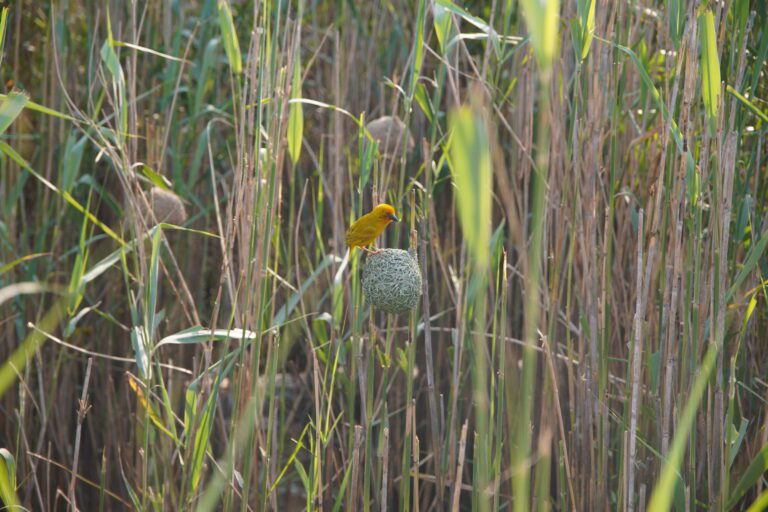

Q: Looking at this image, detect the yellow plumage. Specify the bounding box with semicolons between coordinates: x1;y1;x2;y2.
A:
346;204;399;252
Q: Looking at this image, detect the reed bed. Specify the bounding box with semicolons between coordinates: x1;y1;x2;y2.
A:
1;1;767;510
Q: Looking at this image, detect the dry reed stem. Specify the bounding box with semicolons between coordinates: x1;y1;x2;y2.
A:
419;215;442;505
381;427;389;512
451;421;468;512
350;425;364;511
627;209;645;512
541;334;576;508
67;356;93;511
412;432;420;512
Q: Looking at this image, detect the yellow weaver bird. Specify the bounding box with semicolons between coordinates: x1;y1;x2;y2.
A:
346;204;399;254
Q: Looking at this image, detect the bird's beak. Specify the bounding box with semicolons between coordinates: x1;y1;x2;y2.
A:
389;213;399;222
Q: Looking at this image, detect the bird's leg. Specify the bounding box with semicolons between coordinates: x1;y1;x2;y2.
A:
362;246;382;255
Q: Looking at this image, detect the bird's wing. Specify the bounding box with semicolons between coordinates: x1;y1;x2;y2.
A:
346;217;381;245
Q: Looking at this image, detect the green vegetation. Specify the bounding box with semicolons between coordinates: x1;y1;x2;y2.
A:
1;1;768;510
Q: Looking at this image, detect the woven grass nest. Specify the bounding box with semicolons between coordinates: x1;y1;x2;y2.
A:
150;187;187;225
362;248;422;314
365;115;414;157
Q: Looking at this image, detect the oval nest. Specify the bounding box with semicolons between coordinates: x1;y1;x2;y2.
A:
150;187;187;225
362;248;422;314
365;115;414;157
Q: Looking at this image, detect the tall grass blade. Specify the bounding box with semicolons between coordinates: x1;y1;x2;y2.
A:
100;15;127;145
288;58;303;165
648;342;719;510
0;448;19;509
0;7;9;71
0;91;28;135
727;442;768;509
157;326;257;348
147;228;162;338
0;94;76;121
699;9;720;134
572;0;595;62
217;0;242;74
0;297;68;399
519;0;559;72
447;104;491;266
